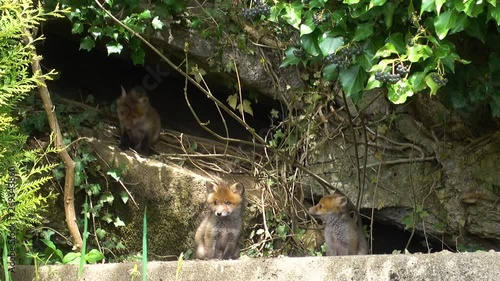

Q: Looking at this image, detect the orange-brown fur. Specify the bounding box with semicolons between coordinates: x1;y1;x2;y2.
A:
309;194;368;256
195;182;245;260
116;86;161;155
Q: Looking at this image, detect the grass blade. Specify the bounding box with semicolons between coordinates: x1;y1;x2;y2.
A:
78;197;89;280
142;206;147;281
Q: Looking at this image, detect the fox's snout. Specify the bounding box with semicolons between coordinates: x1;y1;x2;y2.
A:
214;208;232;217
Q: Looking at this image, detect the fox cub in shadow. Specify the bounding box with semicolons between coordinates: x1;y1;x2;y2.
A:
309;194;368;256
116;86;161;155
195;181;245;260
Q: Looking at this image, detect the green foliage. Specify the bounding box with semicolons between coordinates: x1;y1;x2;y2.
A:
403;204;429;230
0;1;65;265
19;95;128;263
269;0;500;116
53;144;129;260
31;230;104;266
44;0;187;64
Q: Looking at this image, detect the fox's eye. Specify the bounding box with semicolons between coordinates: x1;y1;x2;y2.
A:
213;200;218;205
225;201;231;206
319;204;323;209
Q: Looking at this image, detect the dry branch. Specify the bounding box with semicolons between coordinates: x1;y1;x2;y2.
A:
28;28;83;251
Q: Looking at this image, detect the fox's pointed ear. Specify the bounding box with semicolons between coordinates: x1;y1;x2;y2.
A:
206;182;217;193
230;182;244;195
337;196;348;208
120;86;127;97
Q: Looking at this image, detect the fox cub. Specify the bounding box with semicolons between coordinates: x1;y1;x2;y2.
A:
309;194;368;256
116;86;161;155
195;181;245;260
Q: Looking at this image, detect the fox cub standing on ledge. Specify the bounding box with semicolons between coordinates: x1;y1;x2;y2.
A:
195;181;245;260
116;86;161;155
309;194;368;256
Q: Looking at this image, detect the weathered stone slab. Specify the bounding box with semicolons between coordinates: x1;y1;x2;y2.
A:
7;252;499;281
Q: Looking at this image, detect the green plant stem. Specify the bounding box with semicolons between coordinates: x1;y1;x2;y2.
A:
2;232;10;281
142;206;147;281
78;197;89;280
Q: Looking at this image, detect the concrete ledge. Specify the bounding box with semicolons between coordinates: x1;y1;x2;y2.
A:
7;252;500;281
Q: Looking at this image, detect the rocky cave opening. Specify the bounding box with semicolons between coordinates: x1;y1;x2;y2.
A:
37;19;451;255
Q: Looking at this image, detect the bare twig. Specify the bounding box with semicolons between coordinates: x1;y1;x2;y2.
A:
341;89;364;216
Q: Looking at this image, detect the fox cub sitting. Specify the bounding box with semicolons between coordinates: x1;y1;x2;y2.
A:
116;86;161;155
309;193;368;256
195;181;245;260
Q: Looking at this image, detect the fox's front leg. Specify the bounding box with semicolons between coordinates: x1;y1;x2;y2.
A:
119;129;131;150
204;233;218;259
222;232;240;259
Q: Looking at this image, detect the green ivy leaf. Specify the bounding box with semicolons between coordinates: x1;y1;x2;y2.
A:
386;33;406;53
435;0;446;15
71;22;84;34
227;94;238;110
358;46;375;71
189;65;207;83
339;65;367;96
387;79;413;104
106;42;123;55
450;13;469;34
408;71;428;93
42;239;63;261
369;0;387;9
353;24;373;41
99;191;114;205
79;36;95;51
301;33;321;56
322;63;338;81
434;10;458;39
102;213;113;223
382;1;397;28
151;16;164;30
63;252;80;265
300;22;315;36
425;72;441;95
280;47;301;67
421;0;436;15
309;0;327;9
318;34;344;56
269;4;283;22
282;3;303;29
237;99;254;116
86;249;105;264
407;44;433;62
114;217;126;227
139;10;152;20
365;74;382;91
373;43;398;58
96;228;107;239
131;48;145;65
88;26;102;39
456;0;485;17
489;4;500;24
120;191;129;204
